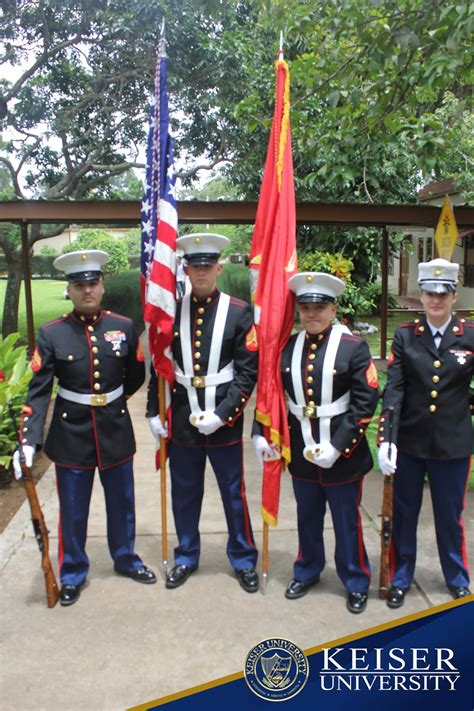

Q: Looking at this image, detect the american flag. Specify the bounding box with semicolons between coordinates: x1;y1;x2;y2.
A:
141;37;177;385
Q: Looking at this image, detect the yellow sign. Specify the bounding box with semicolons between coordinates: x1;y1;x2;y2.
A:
434;194;458;260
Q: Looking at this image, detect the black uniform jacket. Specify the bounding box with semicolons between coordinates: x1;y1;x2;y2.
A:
379;316;474;459
20;309;145;470
279;326;378;484
147;289;258;447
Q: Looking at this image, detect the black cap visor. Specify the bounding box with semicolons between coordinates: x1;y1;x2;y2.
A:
297;293;335;304
419;280;456;294
67;270;103;283
185;253;220;266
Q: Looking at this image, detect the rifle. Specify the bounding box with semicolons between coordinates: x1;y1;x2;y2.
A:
379;405;394;600
9;406;59;608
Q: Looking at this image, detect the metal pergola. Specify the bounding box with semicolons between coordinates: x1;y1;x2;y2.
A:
2;199;474;357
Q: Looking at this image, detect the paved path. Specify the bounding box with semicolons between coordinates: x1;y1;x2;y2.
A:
1;385;472;711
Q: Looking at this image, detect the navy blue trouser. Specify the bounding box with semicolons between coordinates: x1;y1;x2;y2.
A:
391;452;471;590
169;441;258;570
56;460;142;586
292;477;371;593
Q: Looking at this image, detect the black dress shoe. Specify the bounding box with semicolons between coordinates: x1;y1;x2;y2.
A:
236;568;259;593
114;565;157;584
347;591;368;614
448;585;472;599
285;577;319;599
165;564;198;589
386;586;406;609
59;584;82;607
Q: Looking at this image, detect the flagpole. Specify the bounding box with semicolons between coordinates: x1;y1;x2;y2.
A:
159;375;168;574
262;517;269;594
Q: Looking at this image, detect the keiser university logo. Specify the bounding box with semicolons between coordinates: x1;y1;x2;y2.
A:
244;638;309;701
320;645;460;692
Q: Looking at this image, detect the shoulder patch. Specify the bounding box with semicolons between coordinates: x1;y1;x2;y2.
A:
136;341;145;362
365;359;378;388
229;296;247;309
245;324;258;352
30;347;42;372
387;349;395;366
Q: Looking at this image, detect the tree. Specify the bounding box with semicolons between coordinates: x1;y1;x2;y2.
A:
62;230;129;274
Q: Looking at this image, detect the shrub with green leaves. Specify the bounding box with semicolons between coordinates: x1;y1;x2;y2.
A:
62;230;129;275
0;333;33;486
217;263;251;303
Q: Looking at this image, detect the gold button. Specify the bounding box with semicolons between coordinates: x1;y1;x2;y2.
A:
235;407;239;412
461;318;465;323
24;417;29;422
241;398;245;403
90;336;97;342
432;375;439;383
198;307;205;314
453;326;459;333
196;318;203;325
194;364;200;372
345;448;350;453
62;413;67;419
359;428;364;433
206;297;212;303
414;319;420;324
22;438;27;444
172;388;176;393
380;417;385;423
93;315;97;321
174;331;179;337
379;437;384;441
309;353;316;361
310;344;317;351
68;355;74;361
228;416;232;421
352;438;357;444
196;330;202;337
307;389;313;396
80;315;86;321
115;351;121;357
429;404;437;413
121;409;125;414
433;360;441;368
318;334;324;340
23;427;28;432
418;326;425;333
308;364;314;371
88;325;94;332
195;340;201;348
431;390;438;398
93;359;100;366
307;376;314;383
285;367;290;372
194;352;201;359
94;371;100;379
379;426;384;431
308;401;315;407
94;383;101;391
92;347;99;354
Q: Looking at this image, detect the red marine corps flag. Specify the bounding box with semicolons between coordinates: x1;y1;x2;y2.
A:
250;45;297;537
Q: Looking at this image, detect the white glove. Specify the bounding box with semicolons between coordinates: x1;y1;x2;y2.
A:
312;442;341;469
12;445;35;480
195;411;224;436
378;442;398;476
148;415;168;441
252;435;280;467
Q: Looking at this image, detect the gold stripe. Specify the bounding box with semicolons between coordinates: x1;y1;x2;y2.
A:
275;59;290;193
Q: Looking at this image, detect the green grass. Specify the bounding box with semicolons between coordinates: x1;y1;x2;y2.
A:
0;279;69;341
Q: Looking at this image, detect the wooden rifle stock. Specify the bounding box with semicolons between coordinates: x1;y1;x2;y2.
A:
379;406;394;599
10;407;59;607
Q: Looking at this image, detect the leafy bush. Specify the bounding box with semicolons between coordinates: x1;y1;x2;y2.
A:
298;251;372;323
0;333;33;487
217;263;251;303
101;270;144;332
359;281;399;315
62;230;129;275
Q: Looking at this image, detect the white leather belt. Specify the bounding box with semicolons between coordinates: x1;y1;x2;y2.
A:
58;385;124;407
288;395;350;420
175;370;234;389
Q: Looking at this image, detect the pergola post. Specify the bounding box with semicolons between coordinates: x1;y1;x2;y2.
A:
20;222;35;357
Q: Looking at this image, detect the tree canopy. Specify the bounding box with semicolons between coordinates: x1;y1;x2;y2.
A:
0;0;472;333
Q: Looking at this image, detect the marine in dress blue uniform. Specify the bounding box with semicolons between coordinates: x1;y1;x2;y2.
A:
147;234;259;592
253;273;379;613
14;251;156;606
378;258;473;608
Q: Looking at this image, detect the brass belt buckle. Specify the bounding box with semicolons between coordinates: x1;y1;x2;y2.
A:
192;376;206;388
91;393;107;406
303;405;317;418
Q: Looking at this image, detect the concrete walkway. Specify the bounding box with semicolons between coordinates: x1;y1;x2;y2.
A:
1;386;472;711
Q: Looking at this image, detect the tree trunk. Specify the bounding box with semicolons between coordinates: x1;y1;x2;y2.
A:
1;248;22;338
